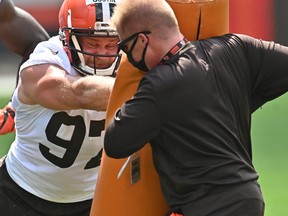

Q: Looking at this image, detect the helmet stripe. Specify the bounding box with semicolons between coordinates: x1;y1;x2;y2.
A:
95;3;116;23
95;3;103;22
102;3;112;23
110;3;116;17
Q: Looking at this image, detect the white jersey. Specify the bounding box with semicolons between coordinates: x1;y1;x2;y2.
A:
6;36;106;203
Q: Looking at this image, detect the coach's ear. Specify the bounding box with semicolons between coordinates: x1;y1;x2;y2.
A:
167;0;229;40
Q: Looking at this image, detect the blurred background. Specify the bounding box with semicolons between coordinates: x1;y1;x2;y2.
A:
0;0;62;96
1;0;288;215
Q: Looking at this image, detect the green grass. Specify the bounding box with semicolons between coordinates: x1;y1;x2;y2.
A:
0;96;15;157
0;93;287;215
252;93;288;216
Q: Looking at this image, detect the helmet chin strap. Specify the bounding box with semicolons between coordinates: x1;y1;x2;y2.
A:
67;10;87;73
71;35;88;70
68;9;96;76
80;58;120;76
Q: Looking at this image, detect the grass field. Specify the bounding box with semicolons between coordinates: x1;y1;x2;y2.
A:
0;93;288;215
252;93;288;216
0;96;15;158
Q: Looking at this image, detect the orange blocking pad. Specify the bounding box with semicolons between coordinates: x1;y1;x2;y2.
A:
90;1;229;216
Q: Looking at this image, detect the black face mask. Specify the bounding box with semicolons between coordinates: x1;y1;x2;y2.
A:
125;35;150;72
118;31;151;72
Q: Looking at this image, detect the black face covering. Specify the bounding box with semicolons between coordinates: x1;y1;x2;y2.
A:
126;35;150;72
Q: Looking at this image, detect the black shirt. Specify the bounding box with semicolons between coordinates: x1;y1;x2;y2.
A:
104;34;288;208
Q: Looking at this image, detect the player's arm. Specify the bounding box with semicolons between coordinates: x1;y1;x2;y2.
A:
19;64;115;111
0;0;50;135
0;0;49;58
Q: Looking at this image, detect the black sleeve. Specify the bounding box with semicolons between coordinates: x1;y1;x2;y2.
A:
104;79;161;159
0;5;49;57
0;2;49;93
237;34;288;111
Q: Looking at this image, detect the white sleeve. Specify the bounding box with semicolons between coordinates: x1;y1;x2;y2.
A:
19;36;75;75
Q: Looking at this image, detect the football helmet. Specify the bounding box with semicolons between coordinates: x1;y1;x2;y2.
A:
59;0;121;76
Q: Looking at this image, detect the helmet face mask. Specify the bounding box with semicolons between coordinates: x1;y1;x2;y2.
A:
59;0;121;76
